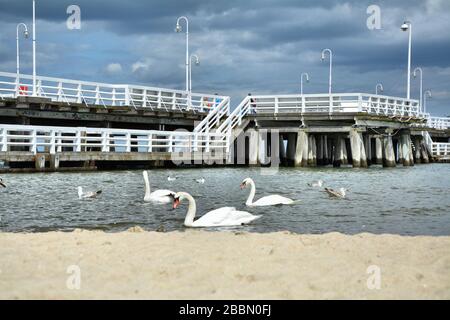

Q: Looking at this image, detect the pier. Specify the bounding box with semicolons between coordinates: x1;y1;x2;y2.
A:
1;72;449;172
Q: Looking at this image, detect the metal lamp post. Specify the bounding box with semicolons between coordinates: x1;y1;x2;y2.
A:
413;67;423;112
175;16;189;93
32;0;37;96
424;90;432;114
16;23;29;96
321;49;333;95
188;54;199;109
375;83;384;95
401;21;412;99
300;72;309;95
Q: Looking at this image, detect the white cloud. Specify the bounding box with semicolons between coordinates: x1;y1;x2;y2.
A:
105;63;122;74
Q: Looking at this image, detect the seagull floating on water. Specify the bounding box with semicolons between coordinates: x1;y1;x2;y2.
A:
308;180;324;188
0;178;6;188
195;178;205;184
324;187;348;199
78;186;102;200
167;176;177;182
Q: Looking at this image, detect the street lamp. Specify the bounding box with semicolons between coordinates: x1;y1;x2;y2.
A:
300;72;309;95
189;54;200;93
175;16;189;93
16;23;29;96
32;0;37;96
413;67;423;112
321;49;332;95
424;90;432;114
375;83;384;95
401;21;412;99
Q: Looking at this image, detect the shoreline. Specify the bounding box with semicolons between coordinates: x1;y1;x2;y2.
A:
1;229;449;299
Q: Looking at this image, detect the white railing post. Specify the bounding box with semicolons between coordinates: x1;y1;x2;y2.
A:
358;94;363;112
49;130;55;154
1;128;7;152
143;89;147;108
148;134;153;153
31;129;37;154
112;88;116;106
125;86;130;106
95;85;100;105
102;131;109;152
126;132;131;152
329;94;333;113
77;84;82;104
57;130;62;153
274;97;279;114
75;130;82;152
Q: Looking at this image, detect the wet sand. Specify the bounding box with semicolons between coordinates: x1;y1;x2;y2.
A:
0;229;449;299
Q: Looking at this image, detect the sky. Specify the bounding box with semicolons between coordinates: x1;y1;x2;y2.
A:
0;0;449;115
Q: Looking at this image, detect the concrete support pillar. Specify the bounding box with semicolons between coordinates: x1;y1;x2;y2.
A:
342;138;348;165
35;154;46;171
279;135;286;162
412;136;422;164
364;135;372;166
286;133;296;163
294;130;308;167
317;136;324;165
248;130;259;166
349;130;368;168
50;154;60;171
420;142;430;163
333;136;343;167
400;134;414;167
323;135;329;165
307;135;317;166
375;137;383;165
383;135;396;167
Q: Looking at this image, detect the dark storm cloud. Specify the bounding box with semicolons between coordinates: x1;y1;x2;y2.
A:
0;0;449;115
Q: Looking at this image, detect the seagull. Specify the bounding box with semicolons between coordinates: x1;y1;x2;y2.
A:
308;180;324;188
0;178;6;188
167;176;177;182
324;187;347;199
78;186;102;200
195;178;205;184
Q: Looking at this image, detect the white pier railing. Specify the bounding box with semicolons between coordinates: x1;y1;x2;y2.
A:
432;143;450;159
0;125;227;155
218;93;424;134
0;71;227;113
428;117;450;130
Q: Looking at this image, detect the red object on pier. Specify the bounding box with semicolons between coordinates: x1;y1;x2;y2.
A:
19;85;28;95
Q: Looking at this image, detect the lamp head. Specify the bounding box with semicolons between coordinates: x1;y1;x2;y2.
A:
401;21;410;31
175;24;182;32
24;30;29;38
425;90;432;98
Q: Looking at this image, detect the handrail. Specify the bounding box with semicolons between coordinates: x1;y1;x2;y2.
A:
427;117;450;130
432;142;450;158
193;96;230;133
0;124;227;155
0;71;228;113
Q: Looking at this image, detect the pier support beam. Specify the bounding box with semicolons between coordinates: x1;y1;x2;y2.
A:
50;154;60;171
375;137;383;165
258;130;269;165
279;135;287;163
383;135;396;167
333;136;344;167
35;154;45;171
294;130;308;167
412;136;422;164
400;133;414;167
307;135;317;166
364;135;372;166
349;130;368;168
248;130;259;166
286;133;296;164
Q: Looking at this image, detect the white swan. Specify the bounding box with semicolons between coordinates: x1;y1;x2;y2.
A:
240;177;296;207
143;170;174;204
324;187;348;199
0;178;5;188
78;186;102;200
172;192;261;228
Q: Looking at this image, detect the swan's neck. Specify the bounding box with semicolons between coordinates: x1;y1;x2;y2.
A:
246;180;256;206
183;193;197;227
78;187;83;199
143;172;151;198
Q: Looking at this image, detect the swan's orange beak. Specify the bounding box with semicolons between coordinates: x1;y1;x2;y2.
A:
173;198;180;209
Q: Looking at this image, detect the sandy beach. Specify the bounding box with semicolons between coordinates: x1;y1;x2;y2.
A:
0;229;449;300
